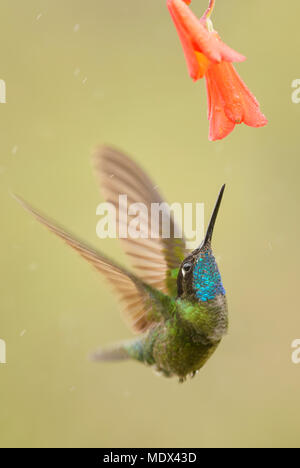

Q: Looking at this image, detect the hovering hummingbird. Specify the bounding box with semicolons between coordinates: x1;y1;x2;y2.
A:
16;147;228;382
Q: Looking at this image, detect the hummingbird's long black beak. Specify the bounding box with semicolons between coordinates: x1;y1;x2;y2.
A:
203;184;226;246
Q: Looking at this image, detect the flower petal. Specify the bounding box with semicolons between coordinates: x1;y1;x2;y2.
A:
167;1;201;80
195;52;211;79
227;65;268;127
168;0;245;64
214;33;246;64
205;70;235;141
208;62;268;128
168;0;222;62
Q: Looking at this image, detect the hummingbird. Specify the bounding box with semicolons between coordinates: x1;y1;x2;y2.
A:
15;146;228;382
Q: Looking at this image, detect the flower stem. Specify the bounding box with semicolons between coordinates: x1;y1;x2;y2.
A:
202;0;215;19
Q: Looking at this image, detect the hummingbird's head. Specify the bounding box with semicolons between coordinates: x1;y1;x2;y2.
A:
177;185;226;302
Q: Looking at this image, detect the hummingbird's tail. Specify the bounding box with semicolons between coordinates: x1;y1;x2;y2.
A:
89;338;146;363
90;345;130;362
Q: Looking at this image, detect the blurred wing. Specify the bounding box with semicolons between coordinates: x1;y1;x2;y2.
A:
93;146;188;297
15;196;171;334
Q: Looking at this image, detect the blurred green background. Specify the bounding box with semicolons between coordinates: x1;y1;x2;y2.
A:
0;0;300;448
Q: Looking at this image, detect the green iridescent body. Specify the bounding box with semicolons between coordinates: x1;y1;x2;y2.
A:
124;294;228;381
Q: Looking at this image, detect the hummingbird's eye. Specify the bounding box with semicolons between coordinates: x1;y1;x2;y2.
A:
182;262;192;277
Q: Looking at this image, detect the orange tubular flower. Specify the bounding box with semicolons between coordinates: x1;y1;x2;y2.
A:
167;0;268;141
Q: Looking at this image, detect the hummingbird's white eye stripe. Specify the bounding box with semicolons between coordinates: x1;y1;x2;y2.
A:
182;262;192;278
